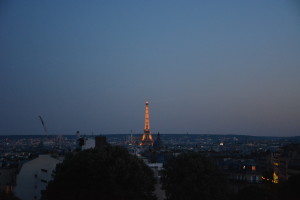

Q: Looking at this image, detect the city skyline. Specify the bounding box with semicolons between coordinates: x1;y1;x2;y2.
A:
1;0;300;136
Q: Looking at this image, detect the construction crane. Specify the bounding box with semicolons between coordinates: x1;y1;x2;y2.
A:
38;116;61;152
38;115;48;138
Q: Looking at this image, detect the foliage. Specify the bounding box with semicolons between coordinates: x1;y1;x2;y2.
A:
42;145;156;200
0;192;20;200
278;174;300;200
232;174;300;200
161;152;228;200
231;185;276;200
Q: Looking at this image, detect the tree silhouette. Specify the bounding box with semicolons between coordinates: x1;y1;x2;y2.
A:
232;185;276;200
161;153;228;200
278;174;300;200
42;145;156;200
0;191;20;200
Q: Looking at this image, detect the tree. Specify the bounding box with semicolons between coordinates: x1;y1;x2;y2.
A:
278;174;300;200
42;145;156;200
232;185;276;200
161;153;228;200
0;191;20;200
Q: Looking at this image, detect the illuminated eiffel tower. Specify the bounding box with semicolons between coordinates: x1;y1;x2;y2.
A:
140;101;154;146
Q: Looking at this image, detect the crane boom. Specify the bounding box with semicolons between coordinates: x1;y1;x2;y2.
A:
38;116;48;136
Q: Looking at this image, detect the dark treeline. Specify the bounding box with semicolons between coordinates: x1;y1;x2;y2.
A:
42;145;156;200
41;146;300;200
161;152;300;200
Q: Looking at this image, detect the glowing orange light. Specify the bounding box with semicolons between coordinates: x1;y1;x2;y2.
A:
273;172;279;184
140;100;154;146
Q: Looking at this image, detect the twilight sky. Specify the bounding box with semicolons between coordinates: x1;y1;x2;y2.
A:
1;0;300;136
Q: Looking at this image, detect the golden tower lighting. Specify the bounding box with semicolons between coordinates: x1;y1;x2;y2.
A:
140;101;154;146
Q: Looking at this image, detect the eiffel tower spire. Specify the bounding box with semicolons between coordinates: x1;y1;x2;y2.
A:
140;101;154;146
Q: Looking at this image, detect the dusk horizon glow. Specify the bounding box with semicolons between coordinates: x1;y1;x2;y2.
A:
1;0;300;136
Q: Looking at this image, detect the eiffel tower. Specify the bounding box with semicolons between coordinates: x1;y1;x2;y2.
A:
140;101;154;146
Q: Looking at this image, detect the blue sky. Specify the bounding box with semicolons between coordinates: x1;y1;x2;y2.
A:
1;0;300;136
